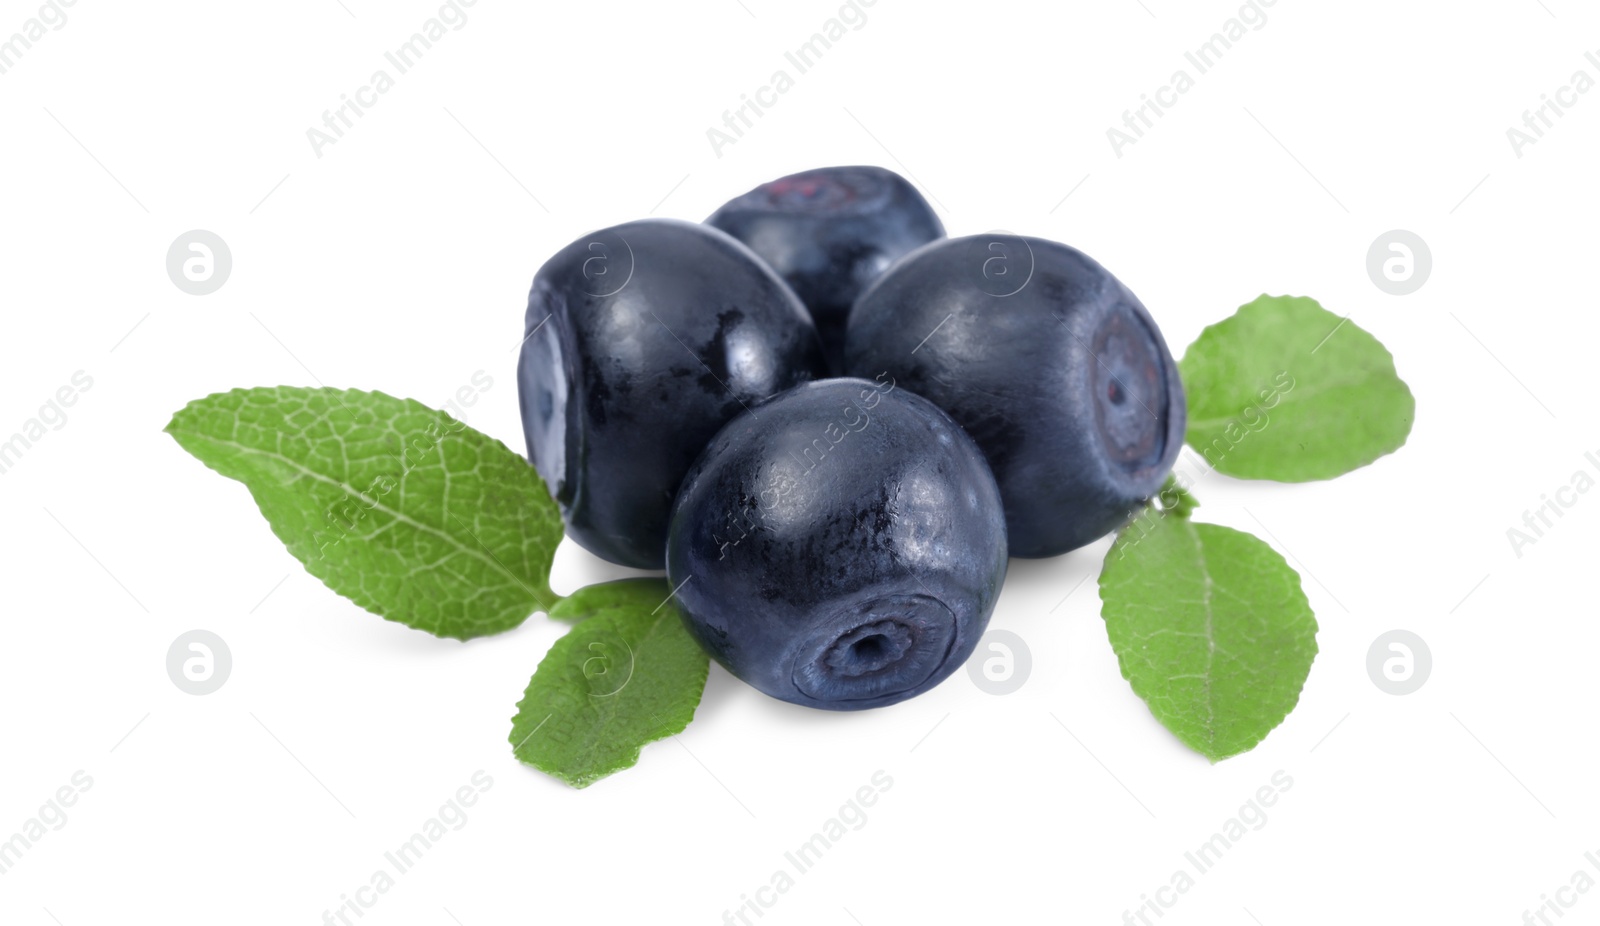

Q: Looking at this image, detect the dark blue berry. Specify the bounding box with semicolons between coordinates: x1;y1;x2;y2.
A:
518;219;826;569
666;379;1007;710
844;234;1186;557
707;166;943;373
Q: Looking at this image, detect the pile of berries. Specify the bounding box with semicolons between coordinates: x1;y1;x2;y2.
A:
518;166;1185;711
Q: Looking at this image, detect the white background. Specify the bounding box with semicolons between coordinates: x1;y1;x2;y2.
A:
2;1;1597;923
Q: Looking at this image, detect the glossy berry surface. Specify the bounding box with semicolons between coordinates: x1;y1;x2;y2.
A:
667;378;1006;710
707;166;943;372
518;218;826;569
845;234;1186;558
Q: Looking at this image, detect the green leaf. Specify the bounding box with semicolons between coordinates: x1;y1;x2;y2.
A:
1178;295;1415;482
165;386;561;639
510;579;709;788
547;577;667;624
1099;500;1318;762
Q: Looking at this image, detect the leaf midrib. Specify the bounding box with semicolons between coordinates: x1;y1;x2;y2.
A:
174;428;533;594
572;609;675;772
1188;370;1406;432
1183;519;1218;749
